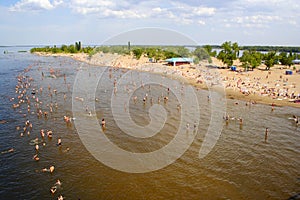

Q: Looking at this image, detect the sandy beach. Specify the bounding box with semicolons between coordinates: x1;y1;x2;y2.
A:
34;52;300;108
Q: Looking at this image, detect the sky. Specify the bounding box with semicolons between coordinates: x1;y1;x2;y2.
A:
0;0;300;46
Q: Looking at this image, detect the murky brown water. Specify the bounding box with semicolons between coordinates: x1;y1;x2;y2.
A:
1;52;299;199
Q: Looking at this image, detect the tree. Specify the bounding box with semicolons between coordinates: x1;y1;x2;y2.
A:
203;45;217;57
68;44;77;53
240;50;262;71
232;42;239;57
193;47;210;61
279;52;293;67
263;51;277;70
217;41;239;67
75;41;82;51
132;48;144;59
177;46;191;57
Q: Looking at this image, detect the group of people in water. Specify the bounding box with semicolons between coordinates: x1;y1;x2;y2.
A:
10;65;68;199
6;61;299;199
223;99;299;143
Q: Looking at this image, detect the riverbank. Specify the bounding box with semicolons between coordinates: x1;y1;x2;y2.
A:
34;52;300;108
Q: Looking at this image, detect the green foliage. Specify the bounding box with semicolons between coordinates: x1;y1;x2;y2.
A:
131;46;181;60
217;41;239;67
68;45;77;53
240;50;262;70
75;41;82;51
193;47;210;61
263;51;277;70
203;45;217;57
177;46;191;57
240;46;300;53
278;52;294;67
30;42;95;54
162;50;180;59
93;46;129;55
193;57;200;64
132;48;144;59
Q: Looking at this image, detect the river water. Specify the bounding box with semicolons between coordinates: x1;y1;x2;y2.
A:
0;47;299;200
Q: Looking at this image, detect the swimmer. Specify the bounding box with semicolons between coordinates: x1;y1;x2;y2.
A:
47;130;53;138
55;179;61;186
40;129;45;138
101;118;106;129
133;96;138;104
265;128;269;143
186;123;190;130
49;165;55;173
50;186;57;194
57;137;62;146
63;116;70;123
1;148;14;154
177;104;181;111
35;144;39;151
292;115;299;125
164;96;168;103
33;154;39;161
25;120;30;126
239;118;243;125
44;111;48;118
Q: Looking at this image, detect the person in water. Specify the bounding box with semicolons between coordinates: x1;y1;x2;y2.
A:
265;128;269;143
33;154;39;161
101;118;106;129
57;137;62;146
1;148;14;154
42;165;55;173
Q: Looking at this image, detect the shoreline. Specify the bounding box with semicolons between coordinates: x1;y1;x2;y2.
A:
33;52;300;108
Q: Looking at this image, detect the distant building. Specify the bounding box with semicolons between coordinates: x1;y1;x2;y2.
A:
165;57;193;66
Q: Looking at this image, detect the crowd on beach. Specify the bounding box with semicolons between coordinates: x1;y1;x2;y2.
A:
81;53;300;107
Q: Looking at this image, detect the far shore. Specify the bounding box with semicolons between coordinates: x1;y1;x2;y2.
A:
33;52;300;108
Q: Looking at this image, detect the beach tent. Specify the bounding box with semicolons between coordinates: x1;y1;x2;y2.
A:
165;57;193;66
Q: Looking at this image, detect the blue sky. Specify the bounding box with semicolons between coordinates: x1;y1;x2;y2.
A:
1;0;300;46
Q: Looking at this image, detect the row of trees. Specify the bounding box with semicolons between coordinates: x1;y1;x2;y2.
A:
31;42;299;71
216;41;298;70
30;42;94;54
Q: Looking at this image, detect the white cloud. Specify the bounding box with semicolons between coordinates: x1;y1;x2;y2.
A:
192;7;215;16
67;0;215;25
232;14;281;28
9;0;62;11
198;20;206;25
